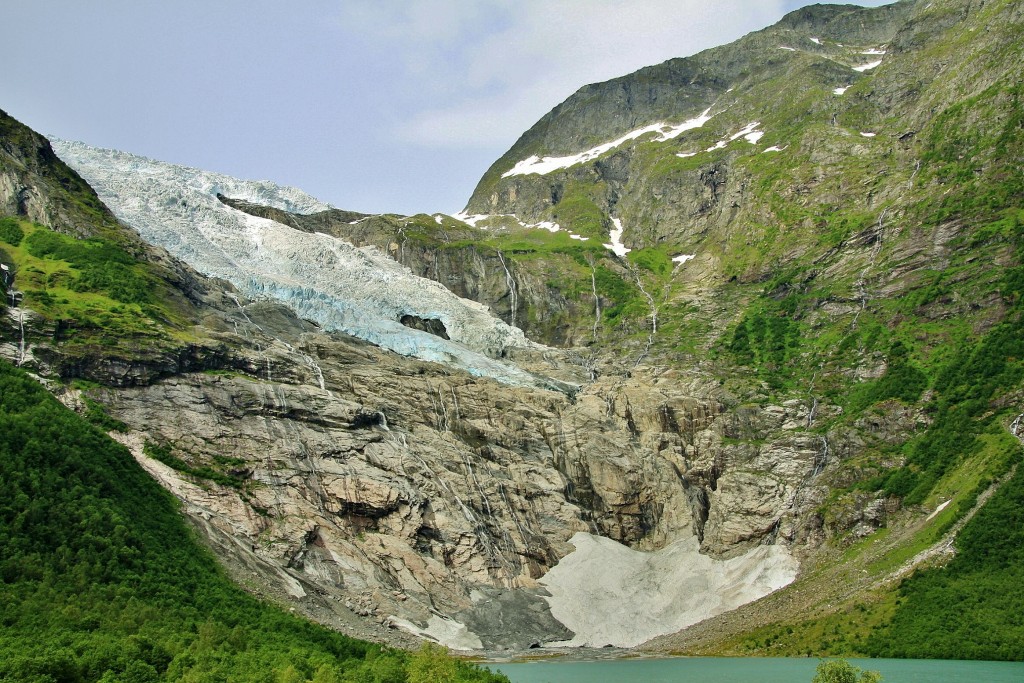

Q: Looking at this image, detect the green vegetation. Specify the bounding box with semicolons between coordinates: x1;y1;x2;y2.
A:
0;359;508;682
812;659;881;683
0;218;194;358
23;227;153;304
143;440;251;490
548;180;610;240
866;466;1024;661
869;220;1024;503
0;216;24;246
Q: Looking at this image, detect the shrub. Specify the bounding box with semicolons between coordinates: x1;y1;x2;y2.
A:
0;216;24;246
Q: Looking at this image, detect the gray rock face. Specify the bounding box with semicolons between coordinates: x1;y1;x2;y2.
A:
463;1;918;220
67;297;823;650
0;109;119;238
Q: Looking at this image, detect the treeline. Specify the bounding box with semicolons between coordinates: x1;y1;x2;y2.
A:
866;464;1024;660
0;359;507;682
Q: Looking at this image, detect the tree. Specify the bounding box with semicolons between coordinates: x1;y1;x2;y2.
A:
407;643;458;683
812;659;882;683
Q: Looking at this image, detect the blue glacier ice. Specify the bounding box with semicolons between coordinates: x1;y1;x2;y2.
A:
52;140;551;388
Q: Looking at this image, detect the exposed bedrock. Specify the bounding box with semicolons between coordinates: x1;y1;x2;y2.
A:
72;300;830;650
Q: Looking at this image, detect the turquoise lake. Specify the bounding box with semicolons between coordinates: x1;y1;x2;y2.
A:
489;657;1024;682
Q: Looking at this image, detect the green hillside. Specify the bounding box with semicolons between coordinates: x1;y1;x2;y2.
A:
0;359;507;682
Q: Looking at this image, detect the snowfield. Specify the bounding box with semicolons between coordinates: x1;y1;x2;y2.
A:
539;532;799;648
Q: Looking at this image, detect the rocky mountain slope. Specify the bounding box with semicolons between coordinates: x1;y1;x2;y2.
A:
2;0;1023;660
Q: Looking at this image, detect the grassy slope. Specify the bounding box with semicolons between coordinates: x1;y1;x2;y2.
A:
0;359;507;682
1;217;194;353
446;0;1024;659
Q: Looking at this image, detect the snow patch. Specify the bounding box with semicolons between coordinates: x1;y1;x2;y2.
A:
539;533;798;648
451;212;499;227
853;59;883;72
730;122;762;142
390;615;483;651
676;151;697;158
604;218;631;257
502;109;713;177
860;132;877;137
926;500;952;522
672;254;695;265
833;86;850;95
810;37;822;45
52;140;548;389
860;47;887;55
434;214;443;224
452;212;588;241
707;121;765;148
779;46;796;51
763;145;786;153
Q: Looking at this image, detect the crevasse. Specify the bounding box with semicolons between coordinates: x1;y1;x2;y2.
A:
51;139;545;387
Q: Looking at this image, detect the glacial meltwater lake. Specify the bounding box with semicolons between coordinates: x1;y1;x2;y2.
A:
489;656;1024;683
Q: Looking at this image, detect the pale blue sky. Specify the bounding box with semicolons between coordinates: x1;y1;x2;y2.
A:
3;1;893;215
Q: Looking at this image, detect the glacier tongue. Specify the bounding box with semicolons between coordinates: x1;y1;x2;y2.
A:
52;140;543;387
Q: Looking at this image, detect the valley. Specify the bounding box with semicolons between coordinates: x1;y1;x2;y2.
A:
1;0;1023;678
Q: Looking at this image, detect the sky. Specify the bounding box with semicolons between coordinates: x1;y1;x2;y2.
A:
2;1;893;216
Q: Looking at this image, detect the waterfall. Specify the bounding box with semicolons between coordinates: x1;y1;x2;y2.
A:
301;352;329;393
812;436;830;477
497;251;518;329
17;309;26;366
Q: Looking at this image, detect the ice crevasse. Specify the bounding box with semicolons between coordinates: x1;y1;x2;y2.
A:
51;140;548;388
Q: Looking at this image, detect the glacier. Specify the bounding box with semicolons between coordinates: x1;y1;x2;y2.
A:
51;140;550;388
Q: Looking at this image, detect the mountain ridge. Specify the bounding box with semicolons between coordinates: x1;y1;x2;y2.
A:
2;0;1023;664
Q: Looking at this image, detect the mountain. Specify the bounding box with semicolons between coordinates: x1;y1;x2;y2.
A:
2;0;1023;664
0;358;507;682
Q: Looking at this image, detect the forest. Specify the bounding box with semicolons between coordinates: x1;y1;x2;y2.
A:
0;359;507;682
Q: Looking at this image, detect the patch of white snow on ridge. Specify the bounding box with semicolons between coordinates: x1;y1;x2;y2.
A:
52;140;544;388
672;254;695;265
860;132;877;137
540;533;798;648
451;212;495;227
676;151;697;158
763;145;786;153
853;59;883;72
730;122;763;142
604;218;631;257
860;47;886;55
834;86;850;95
810;37;822;45
703;121;766;151
779;46;796;51
502;108;713;177
452;212;587;240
